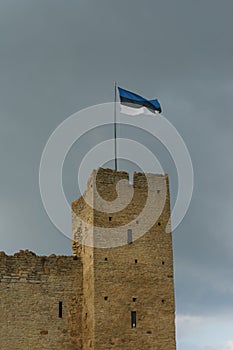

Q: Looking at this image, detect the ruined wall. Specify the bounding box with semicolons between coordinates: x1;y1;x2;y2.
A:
0;250;83;350
72;168;176;350
72;174;94;350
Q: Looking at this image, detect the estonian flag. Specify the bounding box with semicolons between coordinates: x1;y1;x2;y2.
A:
118;87;162;116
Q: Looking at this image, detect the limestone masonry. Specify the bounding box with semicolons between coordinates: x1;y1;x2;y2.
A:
0;168;176;349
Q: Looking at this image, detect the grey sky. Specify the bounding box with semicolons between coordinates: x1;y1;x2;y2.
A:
1;1;233;349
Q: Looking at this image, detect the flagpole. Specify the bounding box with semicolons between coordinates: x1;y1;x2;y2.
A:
114;81;117;171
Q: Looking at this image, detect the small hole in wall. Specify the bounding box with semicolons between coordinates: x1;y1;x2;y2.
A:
162;261;165;265
157;190;160;194
158;222;161;226
109;217;112;221
147;331;152;334
136;220;139;224
162;299;165;304
104;296;108;301
105;258;108;261
135;259;138;264
132;298;137;302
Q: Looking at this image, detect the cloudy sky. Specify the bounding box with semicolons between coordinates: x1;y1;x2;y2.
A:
1;1;233;349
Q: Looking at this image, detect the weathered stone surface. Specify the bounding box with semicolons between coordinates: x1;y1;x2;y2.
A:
0;168;176;349
0;254;82;349
72;168;176;350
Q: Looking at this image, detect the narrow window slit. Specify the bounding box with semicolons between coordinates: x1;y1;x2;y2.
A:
131;311;136;328
127;229;132;244
59;301;63;318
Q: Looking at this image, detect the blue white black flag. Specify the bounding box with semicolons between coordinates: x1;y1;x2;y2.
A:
118;87;162;116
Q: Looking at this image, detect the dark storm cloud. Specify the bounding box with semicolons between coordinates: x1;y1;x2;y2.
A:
0;2;233;347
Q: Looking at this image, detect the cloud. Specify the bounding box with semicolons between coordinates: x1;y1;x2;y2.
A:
177;314;205;338
224;341;233;350
177;313;233;350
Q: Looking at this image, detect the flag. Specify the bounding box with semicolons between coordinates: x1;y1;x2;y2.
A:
118;87;162;115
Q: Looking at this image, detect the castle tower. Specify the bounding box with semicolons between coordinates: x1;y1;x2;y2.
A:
72;168;176;350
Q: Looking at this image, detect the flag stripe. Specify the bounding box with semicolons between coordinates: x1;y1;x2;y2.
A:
120;96;161;114
120;105;156;116
118;87;148;102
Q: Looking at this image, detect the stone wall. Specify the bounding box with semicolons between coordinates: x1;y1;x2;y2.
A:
72;168;176;350
0;167;176;350
72;177;94;350
0;250;83;350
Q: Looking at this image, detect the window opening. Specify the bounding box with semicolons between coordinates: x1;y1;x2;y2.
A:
127;229;132;244
131;311;136;328
59;301;62;318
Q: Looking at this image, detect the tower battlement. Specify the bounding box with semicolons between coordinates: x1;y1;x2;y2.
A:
72;168;176;350
72;168;168;205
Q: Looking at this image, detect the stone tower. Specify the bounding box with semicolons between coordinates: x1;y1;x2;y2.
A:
72;168;176;350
